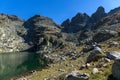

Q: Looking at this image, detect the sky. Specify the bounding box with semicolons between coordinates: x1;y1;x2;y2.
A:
0;0;120;24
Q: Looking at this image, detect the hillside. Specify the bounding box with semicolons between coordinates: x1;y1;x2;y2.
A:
0;6;119;80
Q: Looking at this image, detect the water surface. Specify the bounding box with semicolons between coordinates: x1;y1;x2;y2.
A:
0;52;46;80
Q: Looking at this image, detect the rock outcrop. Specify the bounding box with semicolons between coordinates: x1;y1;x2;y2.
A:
23;15;64;52
64;71;90;80
93;29;118;43
0;14;29;53
87;47;103;62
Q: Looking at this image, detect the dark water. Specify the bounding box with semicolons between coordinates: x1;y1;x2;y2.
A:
0;52;46;80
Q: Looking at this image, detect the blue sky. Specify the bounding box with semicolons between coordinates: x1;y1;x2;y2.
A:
0;0;120;24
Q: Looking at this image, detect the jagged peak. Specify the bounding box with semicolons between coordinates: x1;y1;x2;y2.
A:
61;18;70;27
71;12;89;22
96;6;105;13
28;14;52;21
0;13;23;21
74;12;89;18
108;6;120;15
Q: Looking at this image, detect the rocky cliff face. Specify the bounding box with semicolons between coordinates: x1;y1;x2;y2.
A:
0;6;120;53
23;15;65;52
0;6;120;80
90;6;107;24
0;14;29;53
61;13;90;33
61;6;107;33
108;7;120;15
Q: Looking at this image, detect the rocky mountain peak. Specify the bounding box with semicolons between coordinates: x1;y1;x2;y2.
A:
24;14;61;34
96;6;105;14
61;19;70;28
71;13;89;24
61;13;90;33
0;13;23;22
108;6;120;15
27;14;58;26
91;6;107;23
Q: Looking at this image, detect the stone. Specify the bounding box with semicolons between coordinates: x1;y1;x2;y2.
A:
104;58;111;62
86;63;91;68
106;51;120;60
43;78;50;80
17;78;27;80
92;68;99;74
87;47;103;62
103;64;107;68
64;71;90;80
109;41;119;47
112;58;120;80
58;69;65;72
83;46;94;52
79;65;86;70
93;30;118;43
90;47;103;54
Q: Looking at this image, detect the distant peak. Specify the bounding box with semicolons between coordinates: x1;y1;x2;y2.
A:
96;6;105;13
108;6;120;15
33;14;41;17
75;12;89;17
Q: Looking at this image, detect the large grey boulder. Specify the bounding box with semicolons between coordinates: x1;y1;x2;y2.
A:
106;51;120;60
87;47;103;62
64;71;90;80
109;41;119;47
93;29;118;43
112;58;120;80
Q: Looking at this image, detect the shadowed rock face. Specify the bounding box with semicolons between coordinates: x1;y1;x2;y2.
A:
90;6;107;24
61;6;108;33
61;13;90;33
108;7;120;15
0;13;65;53
23;15;64;52
112;58;120;80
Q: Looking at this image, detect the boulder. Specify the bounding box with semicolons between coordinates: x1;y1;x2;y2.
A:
92;68;99;74
109;41;119;47
106;51;120;60
64;71;90;80
104;58;111;62
93;30;118;43
112;58;120;80
87;47;103;62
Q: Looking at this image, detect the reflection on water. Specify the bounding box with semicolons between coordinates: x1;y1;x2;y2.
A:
0;52;46;80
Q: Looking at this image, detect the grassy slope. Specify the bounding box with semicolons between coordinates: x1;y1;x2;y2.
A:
29;37;120;80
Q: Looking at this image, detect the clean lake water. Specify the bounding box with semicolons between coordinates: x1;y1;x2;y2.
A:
0;52;46;80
